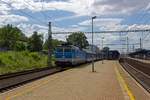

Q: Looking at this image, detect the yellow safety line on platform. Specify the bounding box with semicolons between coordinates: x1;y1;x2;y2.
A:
5;80;50;100
115;67;135;100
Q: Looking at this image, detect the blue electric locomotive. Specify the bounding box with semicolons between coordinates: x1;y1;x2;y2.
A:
54;44;86;66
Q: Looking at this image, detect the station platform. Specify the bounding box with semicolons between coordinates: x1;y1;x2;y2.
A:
128;57;150;64
0;61;149;100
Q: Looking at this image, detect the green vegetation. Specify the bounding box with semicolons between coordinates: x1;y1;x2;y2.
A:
0;24;27;51
0;25;89;75
43;39;64;51
0;24;64;52
66;32;89;49
0;51;49;75
0;24;47;52
27;31;43;52
0;24;62;75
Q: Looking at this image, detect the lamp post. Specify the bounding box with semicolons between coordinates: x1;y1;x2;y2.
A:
92;16;96;72
48;22;52;67
101;37;104;64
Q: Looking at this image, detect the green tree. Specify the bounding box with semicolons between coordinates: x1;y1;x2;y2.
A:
103;47;109;52
0;24;26;50
102;47;110;59
66;32;89;49
43;39;64;50
27;31;43;52
14;42;26;51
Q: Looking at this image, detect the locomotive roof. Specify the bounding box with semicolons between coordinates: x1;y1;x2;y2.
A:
56;45;80;50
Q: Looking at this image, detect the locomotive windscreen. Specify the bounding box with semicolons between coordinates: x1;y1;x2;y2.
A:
56;46;72;53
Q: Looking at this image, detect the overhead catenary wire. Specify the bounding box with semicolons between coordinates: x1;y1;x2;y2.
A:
103;43;140;46
52;29;150;34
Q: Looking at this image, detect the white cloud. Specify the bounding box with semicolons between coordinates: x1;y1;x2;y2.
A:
1;0;149;17
54;26;86;32
146;3;150;10
79;18;128;31
16;23;86;42
80;18;123;25
127;24;150;30
0;0;93;15
93;0;149;15
0;3;11;14
0;14;28;26
17;23;48;36
54;15;83;21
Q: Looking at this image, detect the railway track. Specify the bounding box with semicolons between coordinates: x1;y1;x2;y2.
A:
0;67;61;92
0;62;93;93
119;58;150;93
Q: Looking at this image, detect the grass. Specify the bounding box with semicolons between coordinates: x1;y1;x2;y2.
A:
0;51;54;75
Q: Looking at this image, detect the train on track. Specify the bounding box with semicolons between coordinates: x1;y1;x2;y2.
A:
54;44;102;66
54;44;120;66
107;50;120;60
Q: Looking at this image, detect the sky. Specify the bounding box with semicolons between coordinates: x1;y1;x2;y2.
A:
0;0;150;52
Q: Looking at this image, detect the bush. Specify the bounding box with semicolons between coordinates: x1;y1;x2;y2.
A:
0;51;50;75
30;52;41;61
14;42;26;51
0;59;5;66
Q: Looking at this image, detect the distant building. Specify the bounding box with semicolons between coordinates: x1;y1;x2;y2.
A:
129;49;150;59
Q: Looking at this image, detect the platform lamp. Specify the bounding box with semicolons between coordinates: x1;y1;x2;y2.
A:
101;37;104;64
92;16;97;72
